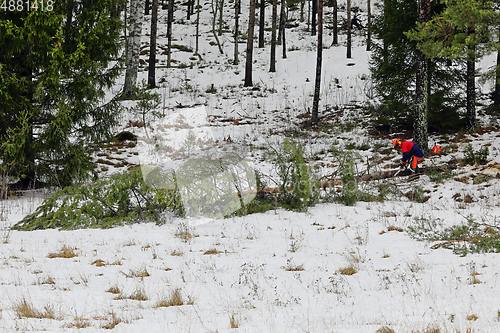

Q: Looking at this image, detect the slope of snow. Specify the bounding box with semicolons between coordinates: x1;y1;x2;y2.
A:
2;1;500;332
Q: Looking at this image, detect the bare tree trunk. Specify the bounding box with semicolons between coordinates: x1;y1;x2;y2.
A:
281;1;286;59
234;0;240;64
414;0;430;152
307;0;310;32
331;0;337;45
300;0;305;22
346;0;351;58
493;26;500;110
187;0;193;19
145;0;150;15
466;29;476;132
311;0;323;123
218;0;225;35
366;0;371;51
270;0;277;72
244;0;256;87
212;0;224;53
259;0;265;47
195;0;200;55
311;0;317;35
123;0;143;98
148;0;159;88
277;0;283;44
167;0;173;67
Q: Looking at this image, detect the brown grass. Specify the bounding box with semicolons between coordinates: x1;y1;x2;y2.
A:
338;265;357;275
101;312;122;329
387;226;404;232
375;326;395;333
230;314;239;328
128;289;148;301
284;264;305;271
134;267;150;278
67;316;90;329
91;259;107;267
106;285;121;294
203;248;222;255
156;288;193;307
14;299;56;319
48;245;78;259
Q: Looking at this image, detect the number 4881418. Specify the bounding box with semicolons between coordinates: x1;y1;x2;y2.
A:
0;0;54;11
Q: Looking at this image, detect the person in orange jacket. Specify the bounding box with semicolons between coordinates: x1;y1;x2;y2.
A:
393;139;424;171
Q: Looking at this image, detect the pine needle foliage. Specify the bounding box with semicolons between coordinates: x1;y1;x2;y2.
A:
12;169;184;230
264;139;319;211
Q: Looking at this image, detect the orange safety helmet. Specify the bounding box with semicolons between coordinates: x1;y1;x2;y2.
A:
392;138;401;147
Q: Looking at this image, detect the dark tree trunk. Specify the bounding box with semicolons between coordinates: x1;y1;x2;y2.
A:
466;32;476;132
148;0;158;88
366;0;371;51
195;0;200;55
234;0;240;64
259;0;265;47
311;0;317;35
493;26;500;110
244;0;256;87
145;0;150;15
331;0;337;45
311;0;323;123
277;0;282;44
270;0;277;72
187;0;193;19
218;0;224;36
414;0;429;153
167;0;174;67
346;0;351;58
281;2;286;59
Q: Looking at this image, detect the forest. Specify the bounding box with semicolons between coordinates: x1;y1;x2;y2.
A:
1;0;500;332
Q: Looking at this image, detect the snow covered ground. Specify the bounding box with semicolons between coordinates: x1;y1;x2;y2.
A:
2;1;500;332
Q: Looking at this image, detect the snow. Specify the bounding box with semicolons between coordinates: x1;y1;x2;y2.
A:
2;1;500;332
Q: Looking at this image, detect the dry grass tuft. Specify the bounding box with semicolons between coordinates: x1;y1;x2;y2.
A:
175;222;197;242
387;226;404;232
37;275;56;285
91;259;107;267
203;248;222;255
376;326;395;333
13;299;56;319
106;285;121;294
230;313;240;328
67;316;90;329
128;288;148;301
48;245;78;259
134;267;150;278
101;312;122;329
338;265;357;275
170;250;183;256
156;288;193;307
466;314;478;321
284;264;305;271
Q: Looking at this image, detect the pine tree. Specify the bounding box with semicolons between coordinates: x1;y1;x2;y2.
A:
370;0;465;132
148;0;159;89
414;0;431;152
0;0;123;188
406;0;500;132
244;0;257;87
259;0;266;48
270;0;277;72
123;0;142;98
311;0;323;123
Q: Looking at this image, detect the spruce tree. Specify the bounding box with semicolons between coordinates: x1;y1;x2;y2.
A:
370;0;465;132
0;0;123;188
407;0;500;131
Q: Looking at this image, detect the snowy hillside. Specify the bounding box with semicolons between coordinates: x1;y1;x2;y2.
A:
1;0;500;332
